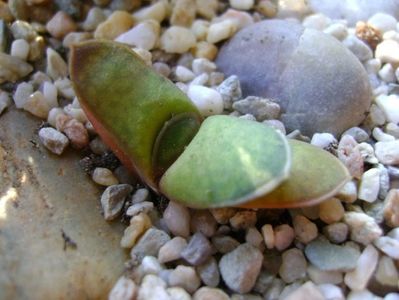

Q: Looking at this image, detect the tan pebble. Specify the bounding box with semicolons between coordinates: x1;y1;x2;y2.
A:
195;0;218;19
23;91;50;119
46;48;68;80
160;26;196;54
132;48;152;66
170;0;196;27
0;52;33;83
192;41;218;60
319;198;345;224
133;1;168;23
207;20;237;44
62;32;92;49
47;107;64;128
209;207;237;224
94;10;134;40
121;212;152;248
191;20;210;41
274;224;294;251
92;167;118;186
193;287;230;300
46;11;77;39
28;36;45;62
384;189;399;227
63;118;89;149
261;224;274;249
0;1;14;23
256;0;278;18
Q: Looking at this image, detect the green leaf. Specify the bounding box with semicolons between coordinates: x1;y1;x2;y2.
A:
152;112;201;181
70;40;201;191
240;139;351;208
159;115;291;208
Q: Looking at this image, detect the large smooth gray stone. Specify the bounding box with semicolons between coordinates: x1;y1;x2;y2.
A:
0;109;128;300
216;20;372;136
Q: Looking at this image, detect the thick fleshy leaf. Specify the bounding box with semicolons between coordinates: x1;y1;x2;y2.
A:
70;40;201;191
240;140;351;208
159;115;291;208
152;112;201;181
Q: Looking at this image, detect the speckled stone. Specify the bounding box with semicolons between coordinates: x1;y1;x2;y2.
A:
216;20;371;136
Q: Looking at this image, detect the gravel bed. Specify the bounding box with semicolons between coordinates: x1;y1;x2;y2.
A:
1;0;399;299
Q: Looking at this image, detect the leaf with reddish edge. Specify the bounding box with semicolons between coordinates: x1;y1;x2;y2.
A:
69;40;201;192
159;115;291;208
239;139;351;208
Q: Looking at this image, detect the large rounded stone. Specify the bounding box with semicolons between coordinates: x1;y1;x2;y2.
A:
0;109;127;299
216;20;372;136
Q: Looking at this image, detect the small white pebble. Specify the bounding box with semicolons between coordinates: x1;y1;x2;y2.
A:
364;58;381;74
337;180;357;203
229;0;254;10
42;81;58;109
126;201;154;217
115;20;160;50
109;276;138;300
344;244;379;291
187;85;223;116
375;140;399;165
13;82;33;109
372;127;395;142
54;78;75;100
317;283;345;300
368;13;397;33
323;23;348;40
175;65;195;82
207;20;237;44
38;127;69;155
163;201;191;238
190;73;209;86
310;132;337;149
92;167;119;186
47;107;64;128
46;48;68;80
10;39;30;61
141;256;164;276
191;20;210;41
133;2;167;23
378;63;396;83
375;40;399;64
64;104;88;123
374;236;399;259
375;94;399;124
192;58;217;75
169;265;201;294
344;212;383;245
358;168;380;202
131;188;149;204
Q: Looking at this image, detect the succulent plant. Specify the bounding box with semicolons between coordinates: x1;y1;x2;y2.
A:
70;40;350;209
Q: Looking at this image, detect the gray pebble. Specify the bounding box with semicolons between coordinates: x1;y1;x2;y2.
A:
343;211;383;245
219;243;263;293
342;127;369;143
212;235;240;254
196;256;220;287
89;137;109;155
181;232;213;266
131;228;171;262
263;277;284;300
190;210;217;237
229;210;257;230
113;165;138;186
100;184;132;221
279;248;307;283
38;127;69;155
131;188;150;204
169;265;201;294
253;270;275;294
163;201;191;238
233;96;280;121
126;201;154;217
322;222;349;244
55;0;82;19
216;75;242;110
304;237;361;272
